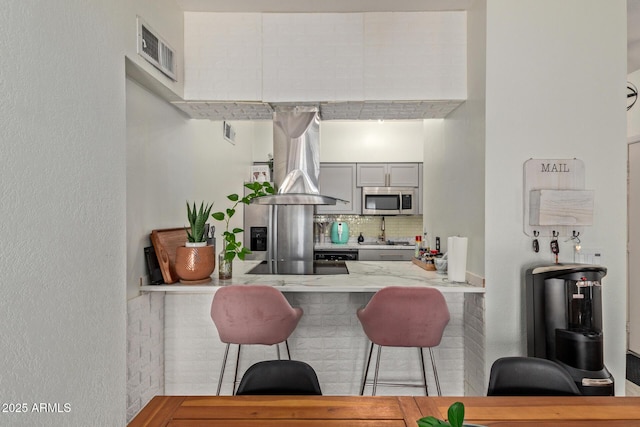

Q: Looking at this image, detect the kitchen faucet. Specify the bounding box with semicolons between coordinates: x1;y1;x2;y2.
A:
380;216;386;242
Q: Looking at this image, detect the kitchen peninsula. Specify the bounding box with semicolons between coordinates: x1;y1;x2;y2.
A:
141;261;485;396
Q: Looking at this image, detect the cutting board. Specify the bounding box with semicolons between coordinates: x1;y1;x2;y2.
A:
150;227;188;284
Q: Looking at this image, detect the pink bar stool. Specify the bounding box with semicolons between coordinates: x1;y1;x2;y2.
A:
356;286;450;396
211;285;303;395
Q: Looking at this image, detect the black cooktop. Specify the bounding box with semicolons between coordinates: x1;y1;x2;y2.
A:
247;260;349;275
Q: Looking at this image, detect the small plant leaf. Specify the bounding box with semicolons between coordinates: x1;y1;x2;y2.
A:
244;182;259;191
417;416;450;427
227;194;239;202
447;402;465;427
212;212;225;221
237;247;251;260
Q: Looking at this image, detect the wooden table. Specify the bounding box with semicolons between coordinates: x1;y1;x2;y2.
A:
129;395;640;427
128;395;423;427
414;396;640;426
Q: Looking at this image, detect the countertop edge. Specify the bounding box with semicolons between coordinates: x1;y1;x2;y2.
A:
139;260;485;294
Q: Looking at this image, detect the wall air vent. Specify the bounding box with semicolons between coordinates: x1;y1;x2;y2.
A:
136;17;177;82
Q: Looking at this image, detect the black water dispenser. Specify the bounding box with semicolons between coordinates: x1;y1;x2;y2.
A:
526;264;614;395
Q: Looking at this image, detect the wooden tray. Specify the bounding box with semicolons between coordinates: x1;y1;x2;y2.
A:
150;227;188;284
412;257;436;271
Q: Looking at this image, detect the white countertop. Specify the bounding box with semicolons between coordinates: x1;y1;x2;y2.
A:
140;260;484;293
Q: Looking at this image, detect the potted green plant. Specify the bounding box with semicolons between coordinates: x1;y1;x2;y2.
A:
417;402;485;427
175;202;215;284
186;201;213;246
212;182;274;279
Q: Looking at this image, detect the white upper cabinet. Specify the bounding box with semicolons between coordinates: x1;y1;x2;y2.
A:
363;12;467;101
183;13;263;101
317;163;361;214
356;163;420;187
262;14;364;102
183;12;466;103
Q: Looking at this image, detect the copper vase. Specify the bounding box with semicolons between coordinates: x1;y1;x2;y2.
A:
175;244;215;284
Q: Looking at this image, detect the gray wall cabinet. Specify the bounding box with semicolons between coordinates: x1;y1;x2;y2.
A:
317;163;361;214
356;163;420;187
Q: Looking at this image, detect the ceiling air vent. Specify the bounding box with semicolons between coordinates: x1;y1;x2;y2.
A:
136;16;177;82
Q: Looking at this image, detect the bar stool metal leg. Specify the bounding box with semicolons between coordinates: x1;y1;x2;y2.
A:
419;347;429;395
360;342;374;395
429;347;442;396
285;340;292;359
232;344;242;395
372;345;382;396
216;343;230;396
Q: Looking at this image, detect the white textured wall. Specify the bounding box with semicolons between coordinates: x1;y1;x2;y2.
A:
0;1;126;425
422;0;486;281
125;79;258;419
126;78;259;299
484;0;627;394
319;121;425;162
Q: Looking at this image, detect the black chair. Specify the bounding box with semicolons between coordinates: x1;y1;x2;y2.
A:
487;356;581;396
235;360;322;395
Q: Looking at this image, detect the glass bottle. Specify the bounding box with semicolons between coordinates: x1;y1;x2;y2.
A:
218;245;232;280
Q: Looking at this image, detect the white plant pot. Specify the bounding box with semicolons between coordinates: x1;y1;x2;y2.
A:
185;241;207;248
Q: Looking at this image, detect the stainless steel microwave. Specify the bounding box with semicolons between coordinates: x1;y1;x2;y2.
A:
361;187;417;215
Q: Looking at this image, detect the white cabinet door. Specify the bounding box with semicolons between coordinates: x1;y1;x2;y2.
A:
388;163;420;187
356;163;420;187
356;163;388;186
317;163;361;214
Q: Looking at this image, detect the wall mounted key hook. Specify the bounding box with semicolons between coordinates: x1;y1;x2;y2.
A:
532;230;540;253
550;231;560;264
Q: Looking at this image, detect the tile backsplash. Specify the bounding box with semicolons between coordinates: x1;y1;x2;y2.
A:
314;215;423;242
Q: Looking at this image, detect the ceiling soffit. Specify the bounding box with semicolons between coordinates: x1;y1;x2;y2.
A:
171;100;464;121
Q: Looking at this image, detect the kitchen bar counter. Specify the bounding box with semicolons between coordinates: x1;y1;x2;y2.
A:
142;262;485;396
140;260;484;293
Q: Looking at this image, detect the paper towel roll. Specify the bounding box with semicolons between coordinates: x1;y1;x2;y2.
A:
447;236;468;282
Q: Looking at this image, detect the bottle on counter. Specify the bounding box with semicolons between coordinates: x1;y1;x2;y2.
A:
357;232;364;243
414;235;422;258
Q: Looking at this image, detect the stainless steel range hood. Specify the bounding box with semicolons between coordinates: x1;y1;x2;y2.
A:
251;106;344;206
248;106;344;265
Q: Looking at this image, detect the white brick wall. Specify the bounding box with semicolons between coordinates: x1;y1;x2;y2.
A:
127;293;165;422
464;293;486;395
164;290;483;396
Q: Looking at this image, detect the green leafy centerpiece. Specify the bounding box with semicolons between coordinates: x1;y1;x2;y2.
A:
212;182;274;279
418;402;484;427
